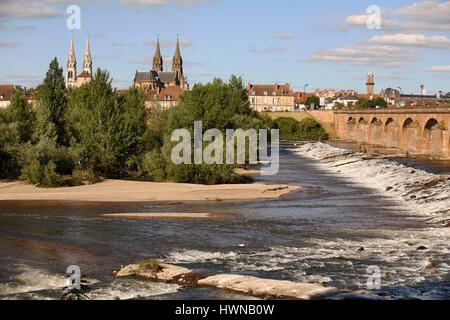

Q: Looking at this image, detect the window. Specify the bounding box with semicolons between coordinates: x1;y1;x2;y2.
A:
250;91;255;96
251;98;256;104
0;95;4;99
272;91;276;96
263;91;268;96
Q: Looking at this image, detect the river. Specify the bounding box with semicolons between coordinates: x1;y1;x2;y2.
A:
0;143;449;300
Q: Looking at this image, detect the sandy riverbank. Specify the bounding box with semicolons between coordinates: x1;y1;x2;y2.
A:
0;180;299;203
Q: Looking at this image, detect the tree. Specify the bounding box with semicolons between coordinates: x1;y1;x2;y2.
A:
142;75;267;184
305;96;320;109
35;58;68;145
9;88;35;142
356;97;387;109
67;69;147;177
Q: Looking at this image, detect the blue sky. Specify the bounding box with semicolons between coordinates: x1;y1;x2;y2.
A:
1;0;449;94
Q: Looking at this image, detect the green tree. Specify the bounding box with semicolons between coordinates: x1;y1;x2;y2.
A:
67;69;147;177
305;96;320;109
9;88;35;142
274;117;328;141
35;58;68;145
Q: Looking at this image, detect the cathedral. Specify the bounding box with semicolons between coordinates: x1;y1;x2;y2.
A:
66;37;93;88
134;38;188;109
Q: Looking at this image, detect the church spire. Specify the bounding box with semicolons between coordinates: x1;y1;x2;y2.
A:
68;37;76;65
83;36;92;75
153;38;163;72
66;37;77;88
172;36;183;79
174;37;181;62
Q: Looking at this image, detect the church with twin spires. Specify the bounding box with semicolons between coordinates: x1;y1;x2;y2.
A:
133;38;189;109
66;37;93;88
65;36;188;108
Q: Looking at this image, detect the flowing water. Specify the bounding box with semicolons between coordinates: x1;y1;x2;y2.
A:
0;143;449;300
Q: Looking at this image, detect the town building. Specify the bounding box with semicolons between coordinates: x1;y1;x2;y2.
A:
0;85;34;108
0;84;15;109
380;86;450;107
134;38;188;109
294;91;315;110
366;71;375;96
248;83;294;112
66;37;93;88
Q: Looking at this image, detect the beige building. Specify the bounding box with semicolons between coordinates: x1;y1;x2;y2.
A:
134;38;188;109
248;83;294;112
66;37;93;88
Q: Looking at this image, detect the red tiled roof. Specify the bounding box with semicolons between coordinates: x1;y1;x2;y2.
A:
157;86;184;101
248;83;293;97
0;84;16;101
294;92;315;104
77;71;92;78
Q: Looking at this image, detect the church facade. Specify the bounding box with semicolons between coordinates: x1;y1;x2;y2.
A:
66;37;93;88
134;38;188;109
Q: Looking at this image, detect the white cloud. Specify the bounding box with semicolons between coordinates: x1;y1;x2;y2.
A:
369;33;450;48
120;0;212;8
426;65;450;73
120;0;166;7
143;39;192;48
273;33;295;40
309;45;418;67
249;46;285;54
0;0;59;19
0;41;20;48
345;0;450;31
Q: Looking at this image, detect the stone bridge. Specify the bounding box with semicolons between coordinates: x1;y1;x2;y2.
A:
333;108;450;158
269;108;450;158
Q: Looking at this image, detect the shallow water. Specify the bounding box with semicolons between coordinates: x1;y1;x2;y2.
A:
0;145;449;300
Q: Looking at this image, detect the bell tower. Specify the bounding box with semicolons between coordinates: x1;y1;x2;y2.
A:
366;71;375;95
66;38;77;88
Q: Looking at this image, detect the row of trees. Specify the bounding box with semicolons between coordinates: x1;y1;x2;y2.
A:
0;58;328;187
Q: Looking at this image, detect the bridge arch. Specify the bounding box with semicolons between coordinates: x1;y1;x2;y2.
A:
369;117;383;146
356;117;368;143
402;118;420;153
423;118;444;156
346;117;356;140
385;118;400;148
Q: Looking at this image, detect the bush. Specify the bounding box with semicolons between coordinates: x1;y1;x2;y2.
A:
21;160;62;187
40;161;62;187
274;117;328;141
21;159;42;185
142;150;167;181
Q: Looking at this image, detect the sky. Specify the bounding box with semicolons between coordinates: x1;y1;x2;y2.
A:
0;0;449;94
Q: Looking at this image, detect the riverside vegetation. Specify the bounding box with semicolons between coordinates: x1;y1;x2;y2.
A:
0;58;327;187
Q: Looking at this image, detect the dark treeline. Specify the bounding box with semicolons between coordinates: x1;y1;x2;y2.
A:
0;58;327;187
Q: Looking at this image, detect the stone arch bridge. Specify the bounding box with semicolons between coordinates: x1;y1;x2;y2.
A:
332;108;450;158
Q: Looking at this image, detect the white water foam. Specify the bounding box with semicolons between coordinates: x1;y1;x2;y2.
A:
0;266;68;297
88;279;179;300
0;265;179;300
295;142;450;217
